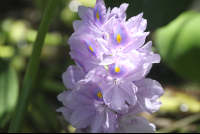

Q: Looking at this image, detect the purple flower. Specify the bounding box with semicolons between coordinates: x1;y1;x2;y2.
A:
68;34;103;73
134;78;164;114
57;84;118;133
57;74;159;133
109;3;129;21
73;0;116;38
57;0;164;133
71;0;148;58
97;21;149;55
62;65;85;90
85;55;155;111
93;0;107;28
116;103;156;133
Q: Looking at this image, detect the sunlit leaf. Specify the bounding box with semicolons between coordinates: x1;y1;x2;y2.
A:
8;20;28;43
26;29;62;46
159;88;200;113
0;58;19;129
0;46;15;58
155;11;200;82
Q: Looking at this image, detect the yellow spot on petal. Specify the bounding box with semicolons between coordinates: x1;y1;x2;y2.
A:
97;91;102;98
89;46;94;52
96;12;100;20
116;34;122;44
115;67;121;73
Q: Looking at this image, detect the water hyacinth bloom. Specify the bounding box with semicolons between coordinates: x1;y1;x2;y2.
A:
71;0;149;58
59;65;163;133
58;70;157;133
57;0;164;133
68;34;103;73
57;84;118;133
85;44;160;111
134;78;164;114
116;103;156;133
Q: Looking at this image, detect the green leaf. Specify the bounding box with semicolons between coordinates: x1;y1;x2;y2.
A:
154;11;200;82
8;0;60;132
0;58;19;130
30;95;58;133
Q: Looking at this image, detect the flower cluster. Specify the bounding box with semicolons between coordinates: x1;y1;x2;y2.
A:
57;0;164;133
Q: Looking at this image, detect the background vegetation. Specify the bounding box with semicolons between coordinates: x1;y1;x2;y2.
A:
0;0;199;133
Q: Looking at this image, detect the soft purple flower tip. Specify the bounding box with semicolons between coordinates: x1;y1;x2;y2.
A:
57;0;164;133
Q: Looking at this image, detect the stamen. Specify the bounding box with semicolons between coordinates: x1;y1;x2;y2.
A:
115;67;120;73
116;34;122;44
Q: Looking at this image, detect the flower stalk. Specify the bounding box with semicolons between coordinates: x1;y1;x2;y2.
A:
8;0;60;132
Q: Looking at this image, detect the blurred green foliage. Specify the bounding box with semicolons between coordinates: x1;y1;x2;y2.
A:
0;59;19;130
155;11;200;82
159;88;200;113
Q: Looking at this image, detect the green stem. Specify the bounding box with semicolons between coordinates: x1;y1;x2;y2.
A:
8;0;60;132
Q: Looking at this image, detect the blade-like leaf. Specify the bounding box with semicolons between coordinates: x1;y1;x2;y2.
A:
0;58;19;130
